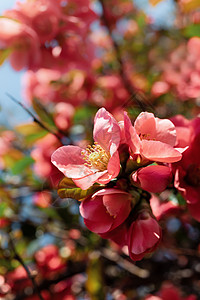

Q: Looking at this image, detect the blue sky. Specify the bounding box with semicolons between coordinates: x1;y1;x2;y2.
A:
0;0;29;127
134;0;176;29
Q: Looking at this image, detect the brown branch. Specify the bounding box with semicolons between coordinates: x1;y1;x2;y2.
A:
9;236;44;300
6;93;64;145
98;0;154;112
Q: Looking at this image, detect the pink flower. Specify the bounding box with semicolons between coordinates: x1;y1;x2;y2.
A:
31;134;63;186
79;189;132;234
170;115;192;148
145;283;197;300
150;194;182;221
22;69;61;104
100;222;128;247
162;37;200;101
124;111;182;163
132;165;172;193
171;116;200;221
51;108;121;189
0;18;40;70
5;0;61;43
54;102;75;132
128;210;162;261
23;69;94;106
151;81;169;97
173;135;200;220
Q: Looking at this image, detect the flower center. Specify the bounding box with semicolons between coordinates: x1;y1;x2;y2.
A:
139;133;154;141
82;142;110;171
185;164;200;187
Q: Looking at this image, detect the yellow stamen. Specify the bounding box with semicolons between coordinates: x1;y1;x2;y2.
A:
82;142;110;171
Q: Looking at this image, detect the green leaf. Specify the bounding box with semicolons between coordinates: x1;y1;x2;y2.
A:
11;156;35;175
2;149;23;168
15;122;48;145
184;24;200;38
0;48;12;66
0;202;7;218
57;177;103;201
58;177;78;189
73;106;97;124
32;98;57;131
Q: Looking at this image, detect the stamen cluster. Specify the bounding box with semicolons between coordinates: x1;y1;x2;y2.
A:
82;142;110;171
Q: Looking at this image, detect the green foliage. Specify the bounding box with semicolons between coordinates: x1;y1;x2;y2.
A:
10;156;35;175
16;122;48;145
184;24;200;37
0;48;11;66
0;202;7;218
57;177;103;201
32;98;57;131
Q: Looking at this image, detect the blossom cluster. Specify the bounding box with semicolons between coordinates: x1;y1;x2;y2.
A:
0;0;96;71
152;37;200;101
51;107;189;261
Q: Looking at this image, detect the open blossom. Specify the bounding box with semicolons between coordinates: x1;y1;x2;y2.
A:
51;108;121;190
124;111;183;163
80;189;132;234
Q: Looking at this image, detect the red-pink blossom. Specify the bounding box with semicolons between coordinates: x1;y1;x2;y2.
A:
51;108;121;189
171;116;200;221
124;111;182;163
150;194;182;221
5;0;62;43
132;165;172;193
0;18;40;70
145;282;197;300
128;210;162;261
80;189;132;234
54;102;75;132
161;37;200;101
151;81;169;97
92;75;129;111
23;69;95;106
31;134;63;186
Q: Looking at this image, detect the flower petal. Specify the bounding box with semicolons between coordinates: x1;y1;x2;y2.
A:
73;170;107;190
134;112;156;139
132;165;172;193
124;112;140;154
93;107;120;154
155;118;177;146
141;140;182;163
51;145;93;178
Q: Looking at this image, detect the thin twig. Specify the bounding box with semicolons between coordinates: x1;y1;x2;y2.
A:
6;93;64;144
99;0;154;112
9;236;44;300
100;247;149;278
